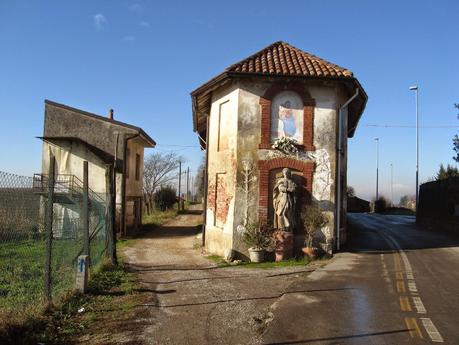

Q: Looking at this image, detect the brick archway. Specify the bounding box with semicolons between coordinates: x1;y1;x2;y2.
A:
259;82;316;151
258;157;314;224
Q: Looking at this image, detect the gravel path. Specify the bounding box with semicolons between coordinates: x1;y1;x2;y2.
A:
121;206;322;345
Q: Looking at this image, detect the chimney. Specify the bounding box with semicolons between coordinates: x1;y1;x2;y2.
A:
109;109;114;120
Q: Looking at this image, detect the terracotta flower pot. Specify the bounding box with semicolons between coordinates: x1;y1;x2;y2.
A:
248;248;265;263
302;246;318;259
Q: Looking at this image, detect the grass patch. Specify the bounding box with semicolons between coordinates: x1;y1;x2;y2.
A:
205;254;312;268
142;207;178;228
0;239;87;324
234;257;311;269
0;259;144;345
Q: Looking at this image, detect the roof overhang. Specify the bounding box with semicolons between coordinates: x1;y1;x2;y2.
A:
37;136;124;172
191;72;367;147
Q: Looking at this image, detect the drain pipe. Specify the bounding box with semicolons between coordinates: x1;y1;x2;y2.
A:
336;88;359;251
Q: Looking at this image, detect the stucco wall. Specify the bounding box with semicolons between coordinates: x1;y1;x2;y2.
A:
205;83;240;256
42;140;124;227
204;78;352;257
125;137;145;198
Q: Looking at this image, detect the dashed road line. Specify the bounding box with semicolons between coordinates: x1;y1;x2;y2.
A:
396;280;406;293
400;296;412;311
408;280;418;293
421;318;444;342
412;297;427;314
405;317;424;339
381;232;446;343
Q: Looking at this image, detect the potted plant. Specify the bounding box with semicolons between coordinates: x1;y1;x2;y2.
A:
242;222;274;263
302;205;328;259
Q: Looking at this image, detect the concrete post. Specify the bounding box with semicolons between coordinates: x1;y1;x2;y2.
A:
44;155;55;302
82;161;90;257
105;164;117;265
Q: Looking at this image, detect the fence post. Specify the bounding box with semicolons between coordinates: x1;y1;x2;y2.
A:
44;155;55;303
105;164;117;265
82;161;90;257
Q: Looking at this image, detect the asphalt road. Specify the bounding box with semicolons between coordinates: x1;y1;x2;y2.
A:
262;213;459;345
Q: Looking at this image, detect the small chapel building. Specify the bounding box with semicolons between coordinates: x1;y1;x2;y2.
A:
191;41;367;258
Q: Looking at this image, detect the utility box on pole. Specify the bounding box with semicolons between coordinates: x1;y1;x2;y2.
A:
76;255;89;293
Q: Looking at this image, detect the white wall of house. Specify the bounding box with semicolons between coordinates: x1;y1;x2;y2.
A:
204;79;351;257
41;139;146;232
205;83;240;256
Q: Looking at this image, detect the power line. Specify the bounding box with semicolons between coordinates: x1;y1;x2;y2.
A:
363;124;459;128
155;144;200;147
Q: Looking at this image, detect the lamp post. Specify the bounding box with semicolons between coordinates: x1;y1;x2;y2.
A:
390;163;394;206
375;138;379;202
409;85;419;210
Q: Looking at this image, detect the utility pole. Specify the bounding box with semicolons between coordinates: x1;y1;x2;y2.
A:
375;138;380;202
191;175;194;202
178;160;182;211
409;85;419;210
186;167;190;202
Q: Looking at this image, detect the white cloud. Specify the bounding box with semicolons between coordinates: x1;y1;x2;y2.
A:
123;35;136;41
139;21;150;28
93;14;107;30
129;3;143;14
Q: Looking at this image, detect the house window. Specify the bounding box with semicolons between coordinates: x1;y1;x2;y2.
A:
135;153;140;181
126;148;130;178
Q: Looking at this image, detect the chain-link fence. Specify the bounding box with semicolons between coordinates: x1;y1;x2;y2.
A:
0;170;107;320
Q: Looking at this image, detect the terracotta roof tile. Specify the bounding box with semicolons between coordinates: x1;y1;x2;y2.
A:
227;41;353;78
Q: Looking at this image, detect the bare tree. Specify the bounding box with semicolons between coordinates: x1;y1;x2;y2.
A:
346;186;356;198
453;104;459;162
194;157;206;201
143;152;183;214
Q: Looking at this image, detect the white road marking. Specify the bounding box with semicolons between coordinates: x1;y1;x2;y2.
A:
412;297;427;314
408;280;418;292
406;272;414;280
420;318;444;342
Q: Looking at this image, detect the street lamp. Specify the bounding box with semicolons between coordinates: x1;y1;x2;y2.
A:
390;163;394;206
409;85;419;210
375;138;379;202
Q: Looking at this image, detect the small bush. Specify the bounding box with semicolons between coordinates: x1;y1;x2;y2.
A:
153;186;177;211
241;222;274;250
374;197;388;213
303;205;328;247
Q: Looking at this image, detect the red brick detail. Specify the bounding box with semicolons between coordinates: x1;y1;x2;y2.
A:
259;98;272;149
259;82;316;151
258;158;314;224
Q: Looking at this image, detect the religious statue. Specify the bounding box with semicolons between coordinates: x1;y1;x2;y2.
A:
273;168;297;232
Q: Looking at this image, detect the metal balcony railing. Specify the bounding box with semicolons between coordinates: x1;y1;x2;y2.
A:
33;173;105;204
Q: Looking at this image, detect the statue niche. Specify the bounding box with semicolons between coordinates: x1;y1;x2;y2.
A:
271;168;307;233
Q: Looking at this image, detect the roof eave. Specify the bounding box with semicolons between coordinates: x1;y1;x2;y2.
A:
191;72;368;138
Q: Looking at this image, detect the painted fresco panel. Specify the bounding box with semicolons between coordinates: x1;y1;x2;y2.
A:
270;91;303;144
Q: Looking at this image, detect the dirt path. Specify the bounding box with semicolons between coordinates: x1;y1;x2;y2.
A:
115;206;324;345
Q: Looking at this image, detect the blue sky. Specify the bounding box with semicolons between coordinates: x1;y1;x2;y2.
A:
0;0;458;202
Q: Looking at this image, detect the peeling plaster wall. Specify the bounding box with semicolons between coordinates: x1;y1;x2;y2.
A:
234;80;344;254
204;78;352;257
205;83;239;256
